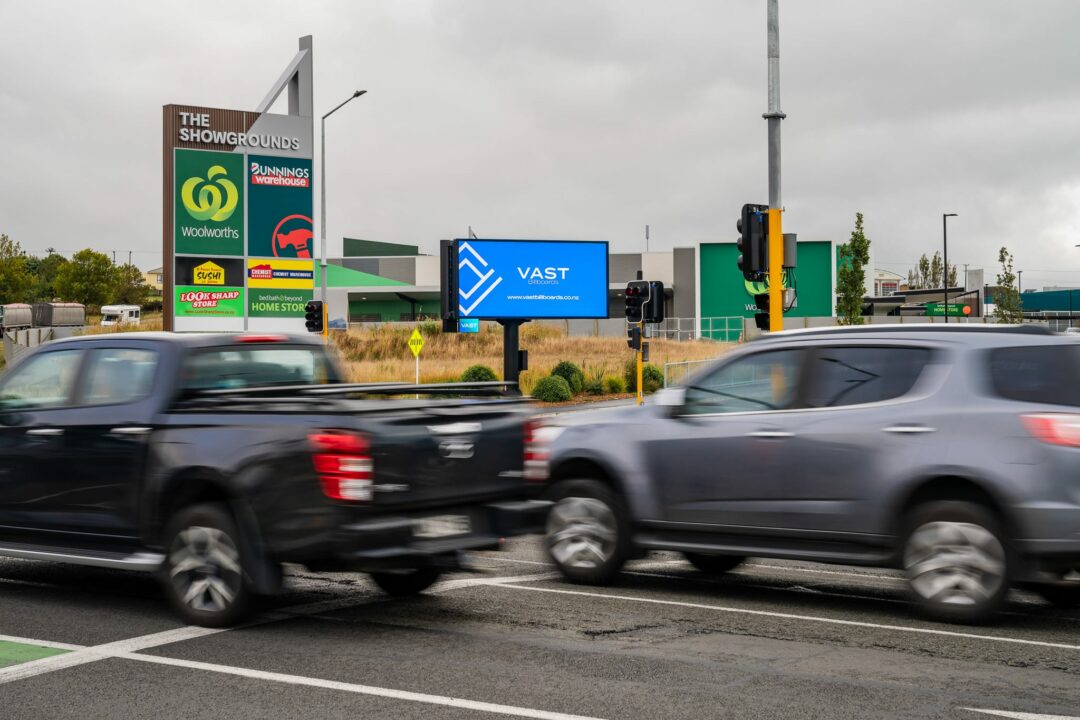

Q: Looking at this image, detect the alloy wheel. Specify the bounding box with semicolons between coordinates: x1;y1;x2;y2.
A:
904;521;1006;607
546;496;618;570
168;525;243;614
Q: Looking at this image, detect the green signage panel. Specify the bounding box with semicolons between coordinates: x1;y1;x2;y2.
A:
174;149;245;256
925;302;971;317
174;286;245;318
699;241;835;320
248;288;313;318
247;154;313;259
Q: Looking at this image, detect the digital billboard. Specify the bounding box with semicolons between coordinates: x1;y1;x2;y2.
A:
454;240;608;320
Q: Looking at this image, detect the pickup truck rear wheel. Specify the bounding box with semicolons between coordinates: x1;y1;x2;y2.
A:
545;479;630;585
162;503;252;627
370;566;442;596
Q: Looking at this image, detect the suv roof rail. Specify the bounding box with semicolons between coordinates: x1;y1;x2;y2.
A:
759;323;1055;339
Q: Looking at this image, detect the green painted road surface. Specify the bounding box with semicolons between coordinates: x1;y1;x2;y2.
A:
0;640;69;668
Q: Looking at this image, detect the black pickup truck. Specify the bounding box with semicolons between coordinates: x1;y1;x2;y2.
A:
0;332;549;626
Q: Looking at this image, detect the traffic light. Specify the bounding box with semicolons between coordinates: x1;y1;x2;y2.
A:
737;203;769;278
645;281;665;323
625;280;649;323
305;300;324;333
626;325;642;350
753;293;770;331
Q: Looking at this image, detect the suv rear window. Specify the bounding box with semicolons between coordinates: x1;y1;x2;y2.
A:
181;346;336;391
988;345;1080;407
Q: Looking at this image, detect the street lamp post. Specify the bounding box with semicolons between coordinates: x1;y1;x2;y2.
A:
320;90;367;319
943;213;957;323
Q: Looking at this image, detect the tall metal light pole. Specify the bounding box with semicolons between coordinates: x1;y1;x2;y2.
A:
320;90;367;316
943;213;957;323
764;0;787;332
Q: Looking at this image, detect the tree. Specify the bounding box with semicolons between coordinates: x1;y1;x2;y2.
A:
54;249;117;308
25;250;69;301
0;234;34;303
930;252;944;289
948;263;959;288
836;212;871;325
906;252;957;290
112;263;151;306
994;246;1023;324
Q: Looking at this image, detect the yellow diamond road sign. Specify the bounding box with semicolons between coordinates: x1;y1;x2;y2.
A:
408;328;424;358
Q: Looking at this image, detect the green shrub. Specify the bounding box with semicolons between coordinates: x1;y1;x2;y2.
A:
460;364;498;383
583;377;604;395
603;375;626;394
624;360;664;394
550;360;584;395
532;375;573;403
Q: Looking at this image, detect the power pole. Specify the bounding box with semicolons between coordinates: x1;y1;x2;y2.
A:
764;0;786;332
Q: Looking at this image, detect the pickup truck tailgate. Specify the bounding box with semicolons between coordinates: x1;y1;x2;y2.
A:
357;402;530;509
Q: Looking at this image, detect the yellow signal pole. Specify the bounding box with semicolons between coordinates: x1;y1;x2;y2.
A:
322;303;329;345
768;208;784;332
636;321;644;406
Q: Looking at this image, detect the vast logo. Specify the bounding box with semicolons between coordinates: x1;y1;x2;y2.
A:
458;242;502;317
181;165;239;222
271;214;313;258
193;260;225;285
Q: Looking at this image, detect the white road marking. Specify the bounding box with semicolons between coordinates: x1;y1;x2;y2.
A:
118;652;606;720
0;571;556;686
0;634;83;651
963;709;1080;720
494;584;1080;652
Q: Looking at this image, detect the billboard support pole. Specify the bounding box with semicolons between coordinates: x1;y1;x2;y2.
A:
499;320;524;396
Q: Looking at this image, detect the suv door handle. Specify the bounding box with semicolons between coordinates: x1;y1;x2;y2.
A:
26;428;63;437
881;425;936;434
746;430;794;439
109;427;151;436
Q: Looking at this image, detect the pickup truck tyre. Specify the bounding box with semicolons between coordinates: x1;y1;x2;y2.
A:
545;479;630;585
902;501;1010;624
683;552;744;575
162;503;252;627
370;566;442;596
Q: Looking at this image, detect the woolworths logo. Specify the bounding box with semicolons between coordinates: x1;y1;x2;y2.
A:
181;165;239;222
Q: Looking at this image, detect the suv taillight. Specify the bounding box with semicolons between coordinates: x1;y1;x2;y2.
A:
309;430;373;501
524;419;549;482
1022;413;1080;448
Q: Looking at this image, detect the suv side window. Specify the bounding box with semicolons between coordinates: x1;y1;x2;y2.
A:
988;344;1080;407
0;349;83;409
78;348;159;406
804;346;931;408
682;349;804;415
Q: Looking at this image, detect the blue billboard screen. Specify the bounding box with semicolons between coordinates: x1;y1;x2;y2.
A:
455;239;609;320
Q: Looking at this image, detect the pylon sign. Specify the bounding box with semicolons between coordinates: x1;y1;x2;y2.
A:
163;37;314;334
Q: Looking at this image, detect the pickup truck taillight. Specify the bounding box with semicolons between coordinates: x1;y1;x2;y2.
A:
1022;413;1080;448
309;431;373;501
524;419;549;482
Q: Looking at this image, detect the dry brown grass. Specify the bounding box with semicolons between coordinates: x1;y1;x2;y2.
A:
331;323;731;385
80;314;164;335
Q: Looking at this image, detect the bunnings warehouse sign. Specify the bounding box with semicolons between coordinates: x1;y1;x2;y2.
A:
163;37;315;332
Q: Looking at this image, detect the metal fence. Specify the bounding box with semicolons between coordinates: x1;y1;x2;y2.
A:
663;358;715;388
654;317;744;342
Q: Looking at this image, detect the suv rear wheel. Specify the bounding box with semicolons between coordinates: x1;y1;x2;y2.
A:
162;503;252;627
545;479;630;585
902;501;1010;624
684;552;744;575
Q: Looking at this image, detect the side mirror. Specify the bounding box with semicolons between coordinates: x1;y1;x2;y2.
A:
652;387;686;413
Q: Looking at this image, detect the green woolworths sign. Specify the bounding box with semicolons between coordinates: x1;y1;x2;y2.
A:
174;149;245;256
699;241;835;319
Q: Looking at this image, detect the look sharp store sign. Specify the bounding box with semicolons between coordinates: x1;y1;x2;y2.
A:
163;37;315;333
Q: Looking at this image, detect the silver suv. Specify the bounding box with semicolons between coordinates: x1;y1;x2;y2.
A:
539;325;1080;623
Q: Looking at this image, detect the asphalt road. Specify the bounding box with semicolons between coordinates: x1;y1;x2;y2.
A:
1;538;1079;720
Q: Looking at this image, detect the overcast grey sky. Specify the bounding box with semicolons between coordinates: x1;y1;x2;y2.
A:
2;0;1080;290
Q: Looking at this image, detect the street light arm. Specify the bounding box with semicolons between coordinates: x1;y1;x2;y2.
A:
322;90;367;120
